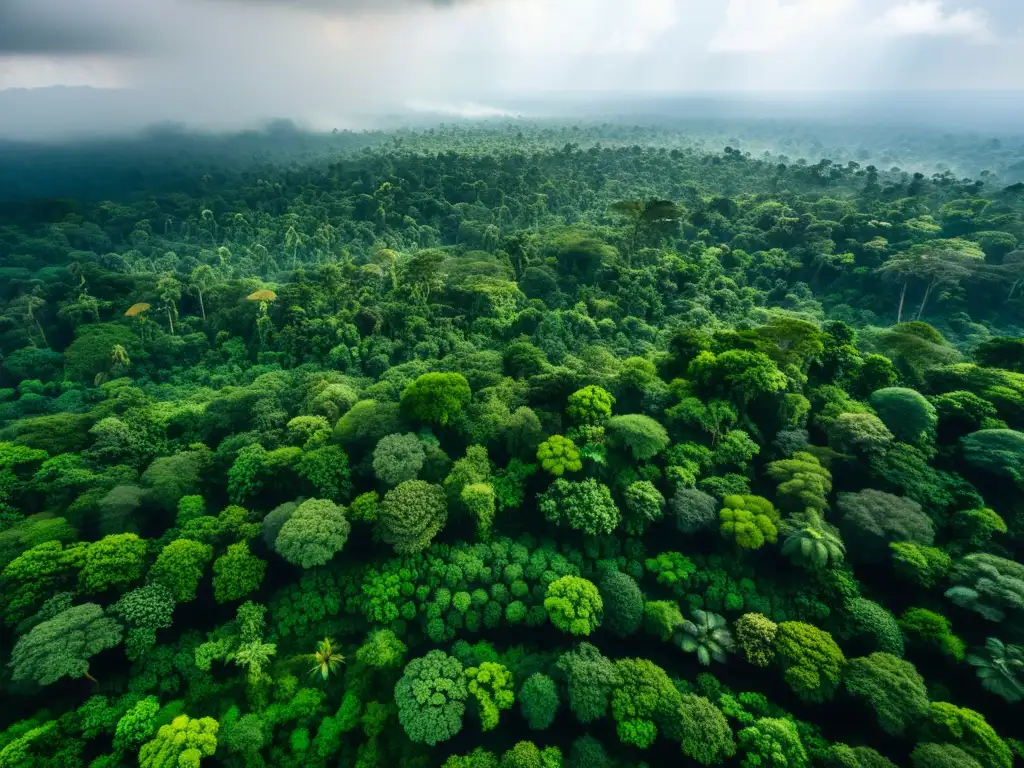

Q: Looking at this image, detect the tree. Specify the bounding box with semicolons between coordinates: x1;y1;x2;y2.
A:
899;608;966;661
297;445;352;502
545;575;602;636
138;715;218;768
233;637;277;684
535;435;582;476
499;741;562;768
610;658;681;749
719;495;779;550
213;543;266;602
610;198;683;260
356;628;407;669
890;542;951;588
844;653;930;735
910;743;983;768
401;373;472;426
827;743;896;768
9;603;122;685
838;489;934;559
876;239;986;322
189;265;216;321
465;662;514;731
149;539;213;602
155;272;182;335
462;482;497;539
842;597;904;657
688;349;788;413
113;696;160;754
780;510;845;569
946;553;1024;623
974;336;1024;372
538;479;620;535
961;429;1024;482
765;452;832;513
713;429;760;471
774;621;845;702
394;650;468;745
622;481;664;535
950;507;1007;551
569;736;612;768
520;673;559;730
737;717;808;768
873;321;960;387
671;694;736;765
966;637;1024;703
555;642;620;724
274;498;350;568
606;414;669;460
141;450;206;512
826;412;894;455
79;533;147;593
869;387;937;448
921;702;1012;768
113;584;175;633
219;709;265;763
308;637;345;681
853;354;899;398
372;433;426;486
668;396;738;447
599;569;644;637
377;480;448;554
566;385;615;426
735;613;778;667
644;599;685;641
677;609;734;665
333;399;403;449
444;748;500;768
670;488;719;534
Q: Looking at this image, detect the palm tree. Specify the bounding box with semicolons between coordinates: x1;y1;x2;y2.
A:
233;639;277;684
676;610;734;666
284;226;305;269
780;510;846;569
967;637;1024;703
190;265;216;321
201;209;217;243
309;637;345;681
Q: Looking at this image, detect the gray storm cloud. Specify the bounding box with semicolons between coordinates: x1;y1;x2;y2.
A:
0;0;483;55
0;0;150;54
1;0;1023;139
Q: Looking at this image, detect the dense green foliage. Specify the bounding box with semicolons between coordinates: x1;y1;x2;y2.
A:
1;117;1022;768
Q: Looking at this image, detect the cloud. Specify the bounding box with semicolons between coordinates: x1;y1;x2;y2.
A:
0;0;483;56
0;0;148;54
870;1;991;39
0;0;1022;139
708;0;856;53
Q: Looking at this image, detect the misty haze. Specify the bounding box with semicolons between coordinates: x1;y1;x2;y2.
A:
1;2;1024;768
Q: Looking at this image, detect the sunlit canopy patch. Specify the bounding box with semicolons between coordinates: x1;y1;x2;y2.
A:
246;289;278;302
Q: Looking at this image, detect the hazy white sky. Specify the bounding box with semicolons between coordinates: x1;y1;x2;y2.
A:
0;0;1022;128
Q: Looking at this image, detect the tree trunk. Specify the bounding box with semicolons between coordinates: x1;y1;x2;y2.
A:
629;219;641;265
33;318;48;348
197;289;206;321
915;279;935;321
166;307;175;335
897;282;907;324
84;672;98;684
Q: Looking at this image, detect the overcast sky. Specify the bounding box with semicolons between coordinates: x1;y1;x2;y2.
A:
1;0;1023;131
